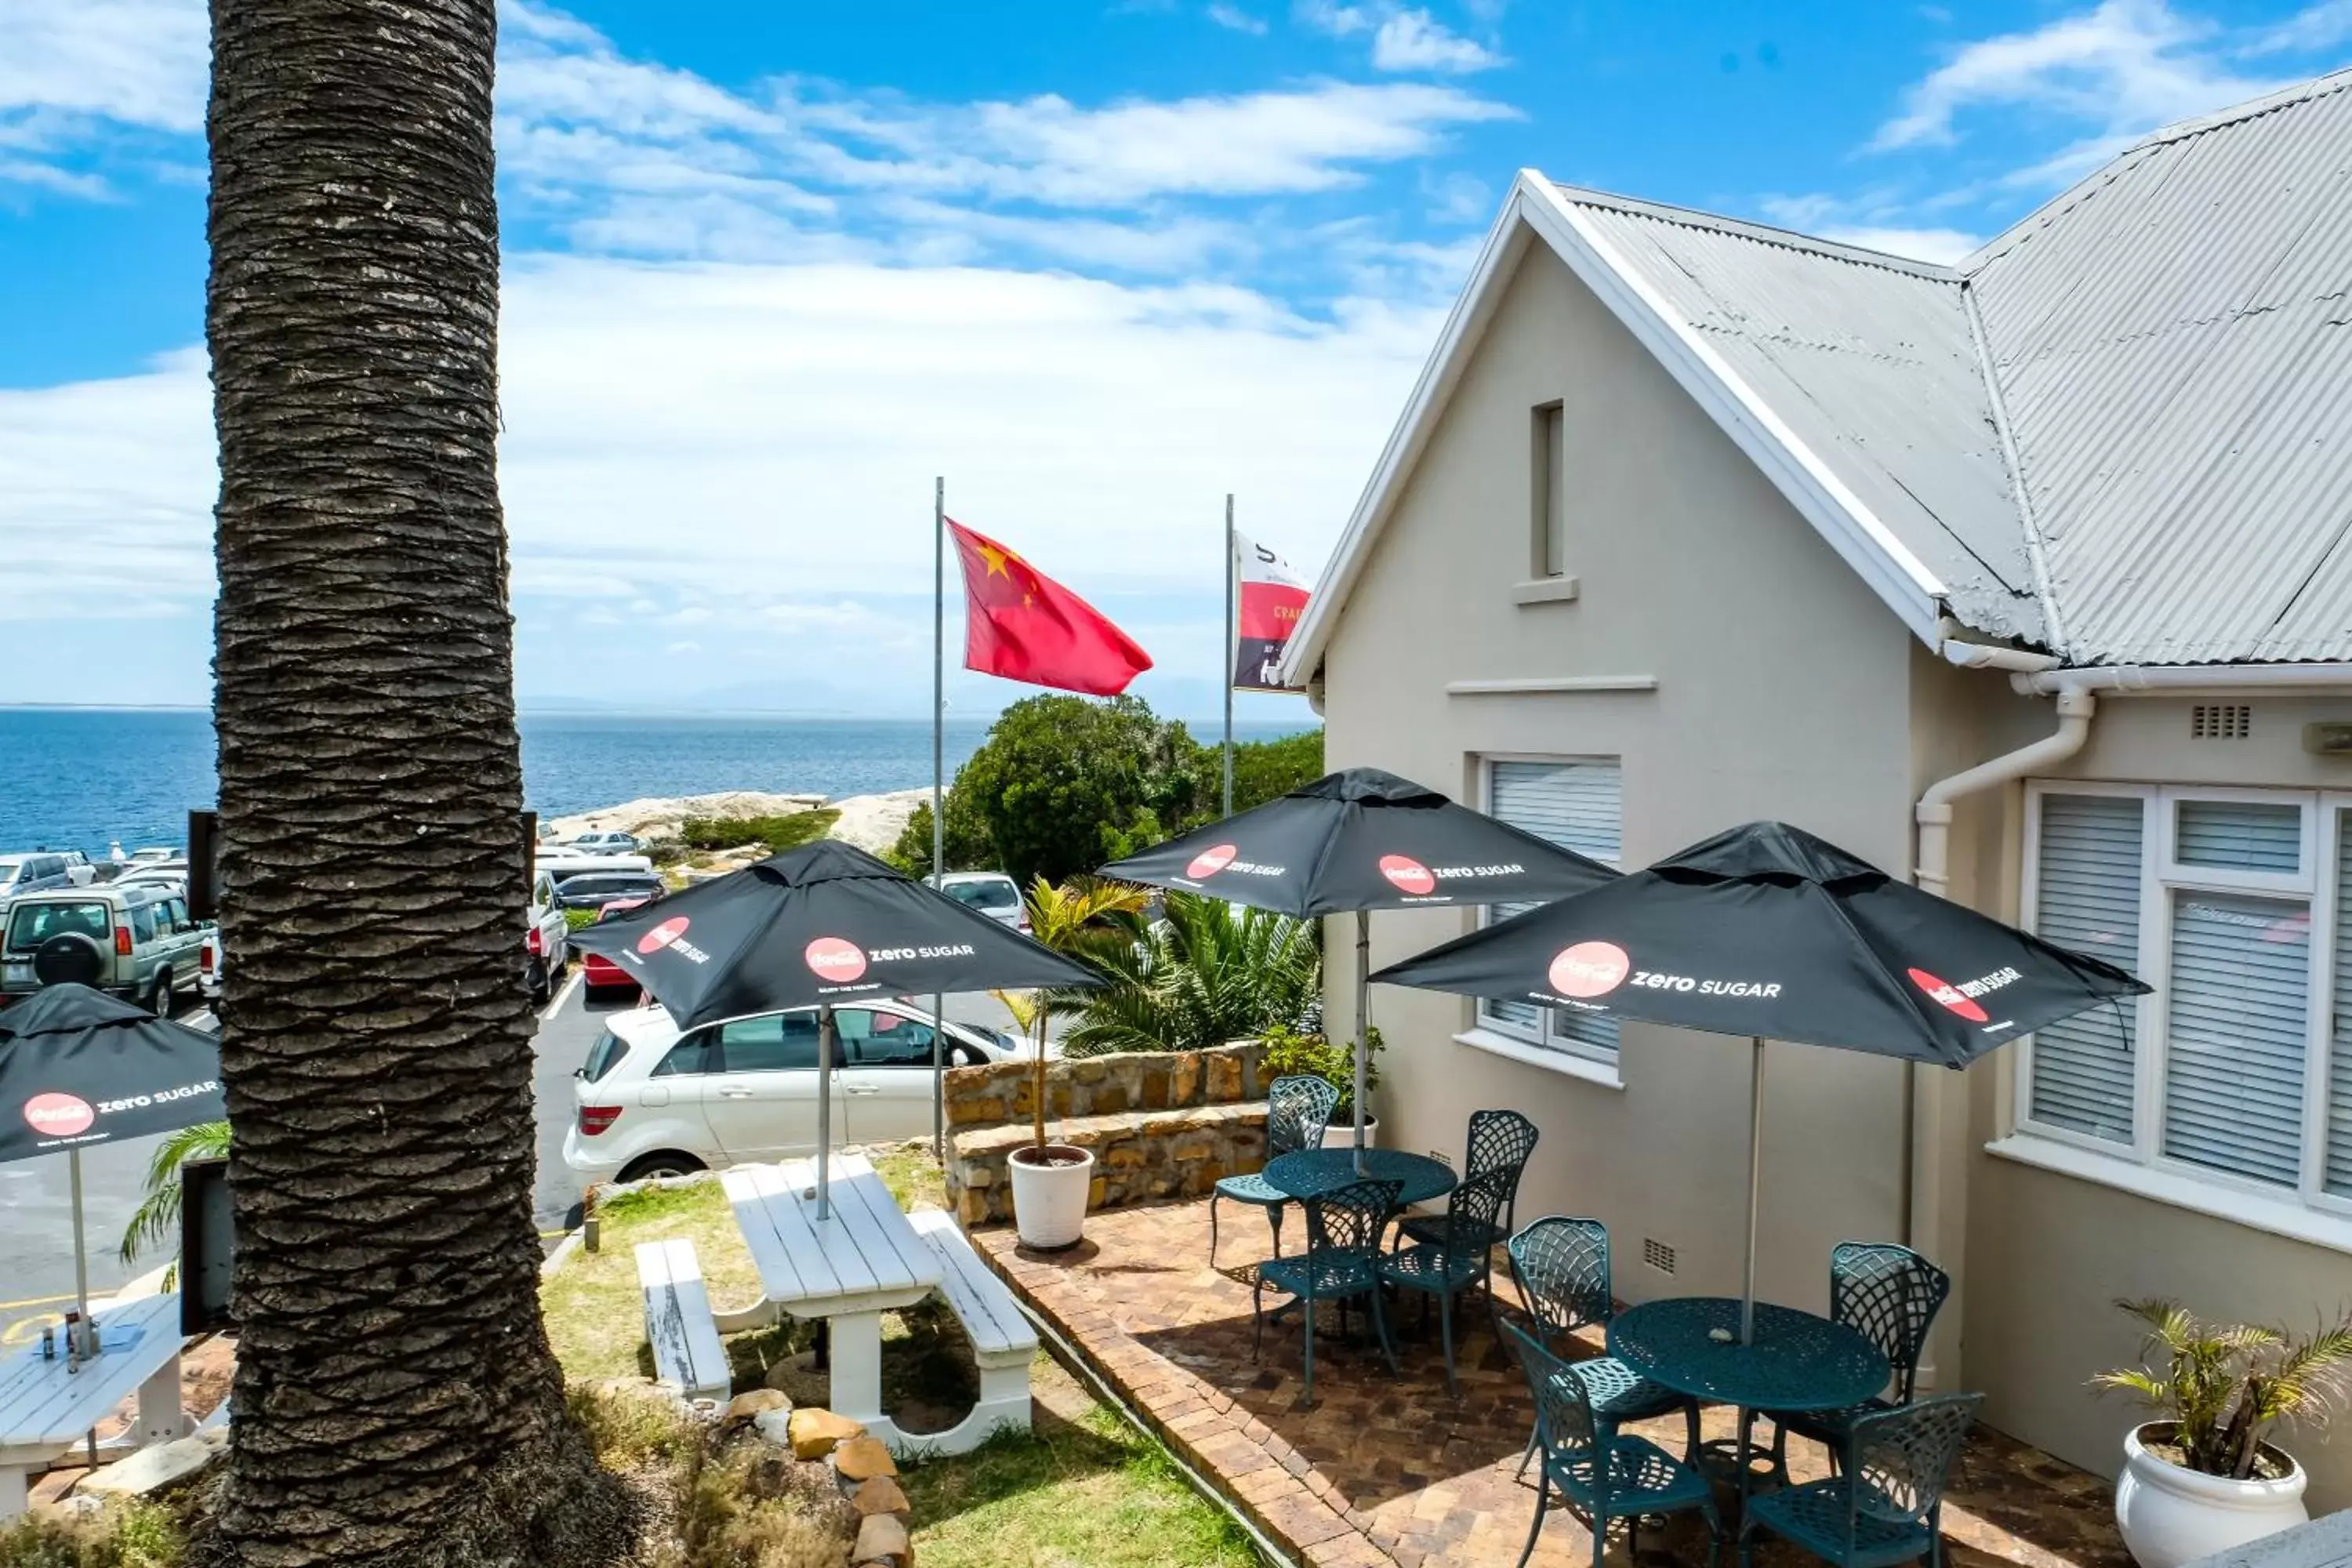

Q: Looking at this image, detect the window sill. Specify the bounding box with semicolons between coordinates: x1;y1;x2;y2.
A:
1984;1134;2352;1256
1512;577;1581;606
1454;1027;1624;1091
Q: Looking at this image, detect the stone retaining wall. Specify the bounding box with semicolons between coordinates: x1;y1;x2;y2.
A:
945;1041;1269;1226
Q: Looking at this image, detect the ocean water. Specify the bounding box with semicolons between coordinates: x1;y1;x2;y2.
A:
0;708;1314;858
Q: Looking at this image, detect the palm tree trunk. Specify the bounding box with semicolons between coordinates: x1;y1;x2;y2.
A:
205;1;625;1562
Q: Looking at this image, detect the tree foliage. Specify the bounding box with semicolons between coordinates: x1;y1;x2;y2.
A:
1221;726;1324;814
1062;891;1322;1058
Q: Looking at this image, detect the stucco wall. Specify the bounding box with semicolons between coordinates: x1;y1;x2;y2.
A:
1319;240;1922;1323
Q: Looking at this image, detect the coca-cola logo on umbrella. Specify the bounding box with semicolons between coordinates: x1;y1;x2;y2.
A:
1548;942;1632;1000
637;917;692;956
1378;855;1436;896
1186;844;1238;879
1909;967;1988;1022
24;1092;94;1138
804;937;868;983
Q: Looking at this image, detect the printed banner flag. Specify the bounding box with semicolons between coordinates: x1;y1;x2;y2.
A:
948;520;1152;696
1232;530;1311;692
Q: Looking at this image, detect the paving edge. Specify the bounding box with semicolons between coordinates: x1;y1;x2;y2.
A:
975;1229;1396;1568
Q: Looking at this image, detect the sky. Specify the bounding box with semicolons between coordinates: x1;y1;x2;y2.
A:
3;0;2349;717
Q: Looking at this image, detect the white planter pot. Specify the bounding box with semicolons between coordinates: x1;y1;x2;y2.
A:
1316;1116;1378;1151
1008;1144;1095;1250
2115;1423;2308;1568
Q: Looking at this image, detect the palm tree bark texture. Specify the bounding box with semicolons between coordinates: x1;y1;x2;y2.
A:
206;1;626;1563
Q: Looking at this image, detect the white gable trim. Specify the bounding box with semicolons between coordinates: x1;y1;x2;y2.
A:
1279;171;1949;686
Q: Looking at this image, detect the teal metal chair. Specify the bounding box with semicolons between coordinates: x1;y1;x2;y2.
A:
1380;1166;1511;1396
1399;1107;1537;1251
1740;1393;1981;1568
1503;1319;1722;1568
1251;1177;1400;1407
1507;1217;1699;1479
1763;1242;1952;1482
1209;1073;1339;1269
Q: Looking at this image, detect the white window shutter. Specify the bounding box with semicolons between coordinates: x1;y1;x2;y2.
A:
2328;812;2352;1197
1486;760;1621;1051
2029;794;2143;1145
2162;886;2310;1187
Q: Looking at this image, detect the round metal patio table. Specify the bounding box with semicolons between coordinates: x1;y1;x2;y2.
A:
1609;1296;1889;1504
1262;1148;1457;1206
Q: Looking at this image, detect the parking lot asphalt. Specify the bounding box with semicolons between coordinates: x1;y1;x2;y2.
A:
2;970;1041;1348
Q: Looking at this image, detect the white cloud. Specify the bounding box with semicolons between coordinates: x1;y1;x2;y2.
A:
1372;10;1504;73
1870;0;2278;153
2245;0;2352;54
0;0;205;189
1206;2;1270;34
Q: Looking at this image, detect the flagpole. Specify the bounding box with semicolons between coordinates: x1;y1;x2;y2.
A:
931;476;947;1163
1221;493;1235;818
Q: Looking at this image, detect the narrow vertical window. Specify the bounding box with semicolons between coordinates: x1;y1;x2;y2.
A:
1532;401;1566;578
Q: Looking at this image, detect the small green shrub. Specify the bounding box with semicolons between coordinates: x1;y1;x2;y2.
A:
0;1499;186;1568
1258;1021;1383;1122
564;907;601;931
565;1381;702;1472
677;810;839;855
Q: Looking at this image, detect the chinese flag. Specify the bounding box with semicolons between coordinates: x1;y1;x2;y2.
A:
949;520;1152;696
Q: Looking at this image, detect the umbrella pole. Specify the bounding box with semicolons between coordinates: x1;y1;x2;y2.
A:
817;1004;836;1221
71;1146;94;1360
1741;1036;1764;1345
1353;909;1370;1179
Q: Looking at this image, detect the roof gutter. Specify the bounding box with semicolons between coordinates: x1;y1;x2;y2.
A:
2010;662;2352;695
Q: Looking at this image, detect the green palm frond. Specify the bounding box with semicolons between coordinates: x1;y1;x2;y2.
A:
118;1120;230;1265
2096;1298;2352;1475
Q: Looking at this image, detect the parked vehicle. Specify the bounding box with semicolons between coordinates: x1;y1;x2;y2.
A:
564;1000;1015;1183
0;851;96;907
129;847;180;865
1;884;209;1010
569;830;644;855
927;871;1030;934
110;862;190;893
198;927;223;1004
579;895;655;997
551;870;666;912
535;852;655;880
524;869;571;1006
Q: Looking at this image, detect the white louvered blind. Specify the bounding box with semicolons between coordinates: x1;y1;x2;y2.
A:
1485;759;1621;1053
2328;812;2352;1198
2176;800;2302;873
2028;794;2143;1144
2161;888;2310;1187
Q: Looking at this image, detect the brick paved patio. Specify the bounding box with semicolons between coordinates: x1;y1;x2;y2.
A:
975;1198;2130;1568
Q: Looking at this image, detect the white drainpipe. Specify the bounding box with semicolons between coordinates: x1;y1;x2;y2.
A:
1904;635;2095;1392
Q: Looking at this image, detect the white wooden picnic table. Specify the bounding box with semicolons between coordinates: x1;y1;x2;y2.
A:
723;1152;944;1442
0;1293;190;1519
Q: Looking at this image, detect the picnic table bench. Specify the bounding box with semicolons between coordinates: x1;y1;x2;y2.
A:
723;1152;1033;1454
0;1293;189;1519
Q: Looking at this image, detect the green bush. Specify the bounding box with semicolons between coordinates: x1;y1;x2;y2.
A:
884;789;995;877
1062;891;1320;1057
0;1499;185;1568
1215;726;1323;813
1258;1021;1384;1122
677;808;838;855
564;906;601;932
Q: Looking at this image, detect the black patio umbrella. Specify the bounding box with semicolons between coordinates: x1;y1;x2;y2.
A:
0;984;226;1358
1370;820;2147;1339
571;840;1103;1215
1099;768;1619;1170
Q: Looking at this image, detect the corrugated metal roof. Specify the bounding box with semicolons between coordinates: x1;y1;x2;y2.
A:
1559;193;2044;642
1543;65;2352;666
1965;67;2352;665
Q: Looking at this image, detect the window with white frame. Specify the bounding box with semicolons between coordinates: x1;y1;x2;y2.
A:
2021;784;2352;1214
1479;757;1622;1060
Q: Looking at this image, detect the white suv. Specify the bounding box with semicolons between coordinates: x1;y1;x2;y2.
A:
564;1000;1017;1184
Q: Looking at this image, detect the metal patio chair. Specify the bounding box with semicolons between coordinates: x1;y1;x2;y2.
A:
1379;1167;1512;1396
1209;1073;1338;1269
1399;1107;1537;1251
1251;1177;1401;1407
1740;1393;1982;1568
1507;1216;1699;1479
1504;1319;1722;1568
1762;1241;1952;1482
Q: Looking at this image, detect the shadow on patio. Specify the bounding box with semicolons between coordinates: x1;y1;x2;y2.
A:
975;1197;2132;1568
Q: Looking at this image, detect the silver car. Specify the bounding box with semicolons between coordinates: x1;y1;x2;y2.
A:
1;884;209;1011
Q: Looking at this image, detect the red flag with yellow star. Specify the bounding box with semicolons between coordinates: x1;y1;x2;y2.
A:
948;520;1152;696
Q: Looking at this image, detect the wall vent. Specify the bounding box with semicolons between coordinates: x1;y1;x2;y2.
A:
2191;704;2252;740
1642;1238;1676;1276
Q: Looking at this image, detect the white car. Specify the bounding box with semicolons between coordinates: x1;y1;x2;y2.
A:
564;1000;1018;1184
198;927;223;1003
570;830;643;854
928;871;1029;934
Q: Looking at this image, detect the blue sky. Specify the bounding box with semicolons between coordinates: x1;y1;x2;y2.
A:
5;0;2348;715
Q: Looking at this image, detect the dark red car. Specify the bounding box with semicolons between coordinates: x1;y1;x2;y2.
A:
580;895;655;997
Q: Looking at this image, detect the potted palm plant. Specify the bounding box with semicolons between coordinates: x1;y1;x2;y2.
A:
2095;1297;2352;1568
1000;877;1144;1249
1258;1022;1382;1149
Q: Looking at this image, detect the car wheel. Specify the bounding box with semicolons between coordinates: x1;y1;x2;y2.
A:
616;1152;705;1183
148;967;173;1016
526;956;550;1006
